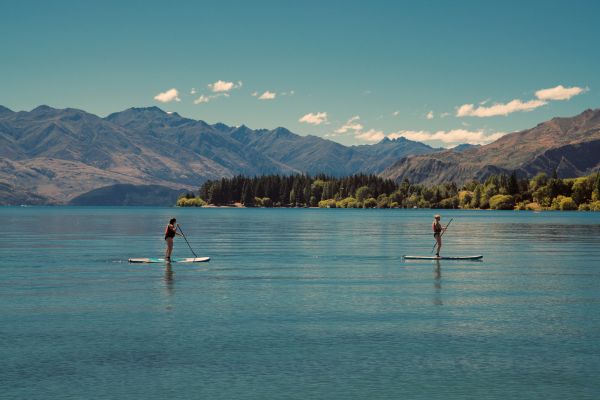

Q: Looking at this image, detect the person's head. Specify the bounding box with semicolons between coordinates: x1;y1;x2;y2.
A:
169;218;177;225
434;214;441;221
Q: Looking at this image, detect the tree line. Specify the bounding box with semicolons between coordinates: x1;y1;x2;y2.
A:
177;172;600;211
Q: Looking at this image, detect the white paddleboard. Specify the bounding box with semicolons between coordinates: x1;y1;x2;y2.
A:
403;255;483;260
128;257;210;264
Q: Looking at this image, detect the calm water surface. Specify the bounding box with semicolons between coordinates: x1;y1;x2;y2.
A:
1;207;599;399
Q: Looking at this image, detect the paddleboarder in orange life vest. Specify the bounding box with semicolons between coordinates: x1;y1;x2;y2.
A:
164;218;182;261
432;214;445;257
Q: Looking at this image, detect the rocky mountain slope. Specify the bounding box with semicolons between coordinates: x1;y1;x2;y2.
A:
382;109;600;185
0;105;438;204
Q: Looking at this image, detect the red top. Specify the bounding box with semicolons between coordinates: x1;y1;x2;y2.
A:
165;224;176;240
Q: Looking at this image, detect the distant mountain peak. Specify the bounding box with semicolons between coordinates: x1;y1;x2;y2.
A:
272;127;294;137
27;105;92;119
378;136;411;145
231;124;253;134
31;105;56;113
124;106;166;115
0;105;13;115
210;122;232;133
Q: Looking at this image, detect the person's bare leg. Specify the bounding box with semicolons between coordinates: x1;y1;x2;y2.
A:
165;238;173;260
436;236;442;257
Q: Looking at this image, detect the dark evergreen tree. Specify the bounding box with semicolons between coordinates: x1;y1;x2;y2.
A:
241;182;254;206
508;171;519;195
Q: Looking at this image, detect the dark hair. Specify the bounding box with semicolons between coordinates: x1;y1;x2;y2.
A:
169;218;177;224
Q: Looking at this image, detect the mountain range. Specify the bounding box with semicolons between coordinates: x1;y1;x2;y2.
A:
382;109;600;185
2;105;599;205
0;105;437;204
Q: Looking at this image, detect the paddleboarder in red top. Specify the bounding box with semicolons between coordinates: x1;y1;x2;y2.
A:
164;218;182;261
432;214;445;257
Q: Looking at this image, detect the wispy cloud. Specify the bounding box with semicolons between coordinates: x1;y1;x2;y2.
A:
456;99;547;117
440;112;450;118
389;129;505;145
154;88;180;103
193;92;230;105
392;111;400;117
426;111;434;120
299;112;328;125
356;129;385;142
193;95;210;104
208;80;242;93
456;84;588;117
190;88;197;95
535;85;588;101
258;91;276;100
334;116;363;134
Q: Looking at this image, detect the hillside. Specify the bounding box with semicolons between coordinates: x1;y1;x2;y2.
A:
0;105;437;204
69;184;185;206
382;109;600;185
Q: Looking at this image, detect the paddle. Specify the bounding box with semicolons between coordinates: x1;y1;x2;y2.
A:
176;223;199;258
431;217;453;253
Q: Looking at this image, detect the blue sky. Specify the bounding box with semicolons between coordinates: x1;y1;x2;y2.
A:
1;0;599;147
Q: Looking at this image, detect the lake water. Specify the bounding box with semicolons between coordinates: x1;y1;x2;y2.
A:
1;207;599;399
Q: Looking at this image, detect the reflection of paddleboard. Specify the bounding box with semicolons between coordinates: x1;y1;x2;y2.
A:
403;255;483;260
128;257;210;263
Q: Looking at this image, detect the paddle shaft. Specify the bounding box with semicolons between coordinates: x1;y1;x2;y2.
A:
431;218;453;253
176;224;198;258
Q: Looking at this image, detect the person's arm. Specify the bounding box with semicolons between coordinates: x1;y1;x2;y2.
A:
173;224;183;236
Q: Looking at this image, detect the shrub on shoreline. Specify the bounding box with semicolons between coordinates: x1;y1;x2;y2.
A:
177;172;600;211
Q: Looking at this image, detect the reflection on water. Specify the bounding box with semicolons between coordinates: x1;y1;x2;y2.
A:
164;263;174;299
433;260;442;306
1;207;599;400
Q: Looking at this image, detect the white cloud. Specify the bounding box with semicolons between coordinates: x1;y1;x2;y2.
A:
190;88;197;95
154;88;180;103
258;91;276;100
393;111;400;117
193;92;231;105
251;91;258;97
456;84;588;118
389;129;505;146
193;95;210;104
208;80;242;93
440;112;450;118
426;111;434;120
535;85;588;101
456;99;547;117
299;112;328;125
356;129;385;142
335;116;363;134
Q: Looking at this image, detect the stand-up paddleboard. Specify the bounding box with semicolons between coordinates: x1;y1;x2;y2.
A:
129;257;210;264
403;255;483;260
